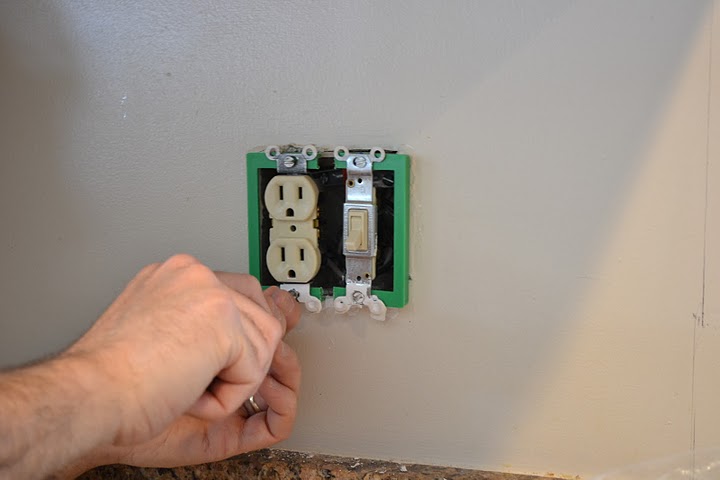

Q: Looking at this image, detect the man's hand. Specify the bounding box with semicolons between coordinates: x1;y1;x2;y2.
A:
0;254;302;479
86;282;302;470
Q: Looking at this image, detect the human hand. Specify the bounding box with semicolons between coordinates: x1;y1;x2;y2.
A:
106;283;302;468
60;255;301;473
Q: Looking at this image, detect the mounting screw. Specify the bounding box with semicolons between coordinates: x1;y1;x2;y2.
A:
352;291;365;304
283;156;297;168
353;156;367;168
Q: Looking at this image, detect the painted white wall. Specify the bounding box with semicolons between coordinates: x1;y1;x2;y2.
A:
0;1;718;477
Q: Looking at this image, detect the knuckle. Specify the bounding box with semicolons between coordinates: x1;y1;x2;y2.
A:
243;274;263;293
265;315;284;343
256;344;275;371
184;261;214;281
137;262;161;277
164;257;217;288
206;289;236;317
247;363;267;388
163;253;200;269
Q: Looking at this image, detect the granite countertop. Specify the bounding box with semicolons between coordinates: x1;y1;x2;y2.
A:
80;449;565;480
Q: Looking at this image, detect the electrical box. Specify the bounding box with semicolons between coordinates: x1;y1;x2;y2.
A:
246;145;410;321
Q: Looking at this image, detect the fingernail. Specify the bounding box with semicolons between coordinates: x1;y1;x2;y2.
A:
271;288;286;305
275;289;297;310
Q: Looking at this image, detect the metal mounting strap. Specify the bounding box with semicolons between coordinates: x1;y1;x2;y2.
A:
265;145;317;174
280;283;322;313
333;147;388;321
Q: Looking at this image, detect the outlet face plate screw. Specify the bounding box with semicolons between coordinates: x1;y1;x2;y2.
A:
353;156;367;168
283;156;297;168
352;291;365;304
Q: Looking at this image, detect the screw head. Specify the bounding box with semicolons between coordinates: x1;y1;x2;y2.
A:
353;156;367;168
352;291;365;304
283;156;297;168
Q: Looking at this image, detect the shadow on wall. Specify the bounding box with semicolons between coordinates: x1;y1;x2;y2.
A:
0;2;89;365
406;0;711;470
284;0;714;473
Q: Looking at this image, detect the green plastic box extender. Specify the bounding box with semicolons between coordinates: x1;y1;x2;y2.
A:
246;145;409;321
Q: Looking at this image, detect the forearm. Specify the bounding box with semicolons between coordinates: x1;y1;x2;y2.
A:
0;353;122;479
0;261;299;478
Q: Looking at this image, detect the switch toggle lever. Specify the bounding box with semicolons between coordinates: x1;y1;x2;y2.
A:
345;209;368;252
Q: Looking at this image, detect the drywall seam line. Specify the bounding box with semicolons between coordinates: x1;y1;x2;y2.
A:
691;2;715;477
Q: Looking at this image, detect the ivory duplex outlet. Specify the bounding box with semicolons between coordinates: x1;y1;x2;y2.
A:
264;175;320;283
264;175;319;221
247;145;410;321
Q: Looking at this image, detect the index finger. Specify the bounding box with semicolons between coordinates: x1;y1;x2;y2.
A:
264;287;301;333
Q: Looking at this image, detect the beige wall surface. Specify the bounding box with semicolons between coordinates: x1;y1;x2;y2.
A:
1;1;718;477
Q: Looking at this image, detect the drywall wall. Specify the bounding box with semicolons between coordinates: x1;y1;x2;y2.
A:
0;1;718;477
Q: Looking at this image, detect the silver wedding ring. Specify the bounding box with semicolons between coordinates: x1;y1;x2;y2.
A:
245;395;261;415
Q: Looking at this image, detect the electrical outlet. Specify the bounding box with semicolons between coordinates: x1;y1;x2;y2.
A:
247;145;410;321
264;175;320;284
266;238;321;283
264;175;319;221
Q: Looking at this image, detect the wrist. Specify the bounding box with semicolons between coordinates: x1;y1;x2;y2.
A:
0;353;126;478
51;442;123;479
55;350;127;449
